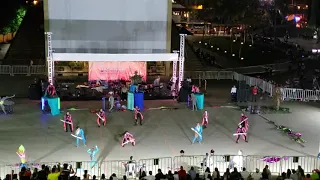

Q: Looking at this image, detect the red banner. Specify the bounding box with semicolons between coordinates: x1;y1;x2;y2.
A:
88;62;146;81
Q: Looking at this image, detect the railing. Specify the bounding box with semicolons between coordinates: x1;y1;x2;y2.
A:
1;155;319;179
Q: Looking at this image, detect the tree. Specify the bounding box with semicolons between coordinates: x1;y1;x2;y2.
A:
0;26;11;42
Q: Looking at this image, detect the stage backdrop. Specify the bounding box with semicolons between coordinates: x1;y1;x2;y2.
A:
88;62;147;81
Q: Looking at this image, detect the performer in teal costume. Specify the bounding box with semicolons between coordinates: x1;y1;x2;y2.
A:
192;123;203;144
87;145;99;167
75;126;86;147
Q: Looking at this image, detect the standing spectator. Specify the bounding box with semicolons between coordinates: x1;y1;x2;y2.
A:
47;167;60;180
252;86;258;102
231;85;237;102
251;168;261;180
188;167;196;180
167;171;174;180
19;167;31;180
240;168;250;180
178;166;187;180
212;168;220;180
121;85;128;101
101;174;107;180
155;169;165;180
262;165;271;180
139;171;147;180
190;93;197;111
204;167;211;180
230;168;241;180
37;165;47;180
83;170;90;180
60;164;72;180
291;170;298;180
287;169;292;179
223;168;231;180
31;168;38;180
144;171;155;180
173;171;179;180
297;166;305;180
194;174;201;180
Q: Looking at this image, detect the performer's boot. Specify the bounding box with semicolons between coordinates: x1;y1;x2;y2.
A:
135;120;138;125
140;119;142;125
245;136;248;142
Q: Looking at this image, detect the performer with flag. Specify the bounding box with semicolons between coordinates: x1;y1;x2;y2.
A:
72;126;86;147
192;123;203;144
239;113;249;131
121;131;135;147
87;145;99;168
96;109;106;127
202;111;209;128
63;111;73;132
16;145;27;169
234;125;248;143
134;106;143;125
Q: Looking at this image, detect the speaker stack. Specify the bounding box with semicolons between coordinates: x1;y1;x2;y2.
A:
237;81;249;102
29;84;42;100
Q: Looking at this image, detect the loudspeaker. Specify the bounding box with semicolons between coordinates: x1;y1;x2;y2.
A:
154;158;159;165
224;155;230;162
237;89;249;102
29;84;41;100
238;81;247;90
293;157;299;163
76;162;82;168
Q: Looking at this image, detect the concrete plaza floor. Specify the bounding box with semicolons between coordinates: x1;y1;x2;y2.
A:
0;99;319;166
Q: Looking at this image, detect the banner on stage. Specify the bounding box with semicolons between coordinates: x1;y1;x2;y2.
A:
89;62;147;81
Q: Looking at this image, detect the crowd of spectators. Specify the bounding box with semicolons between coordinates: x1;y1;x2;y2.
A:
10;163;319;180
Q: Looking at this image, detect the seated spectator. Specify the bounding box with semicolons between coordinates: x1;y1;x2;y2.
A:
139;171;147;180
194;174;201;180
155;169;165;180
173;171;179;180
230;168;241;180
204;167;211;180
290;170;298;180
167;170;174;180
223;168;231;180
101;174;107;180
37;164;47;180
83;170;90;180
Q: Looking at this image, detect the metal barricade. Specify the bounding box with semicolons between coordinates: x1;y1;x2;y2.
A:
281;156;318;174
244;156;281;174
281;88;304;101
0;65;11;75
138;157;172;175
11;65;29;75
210;155;236;173
173;155;206;174
100;160;126;178
30;65;46;74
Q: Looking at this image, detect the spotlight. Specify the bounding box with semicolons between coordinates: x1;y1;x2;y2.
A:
233;40;236;42
249;44;252;47
241;57;244;60
180;150;185;156
211;46;213;48
224;51;227;53
199;41;201;44
232;54;235;56
217;48;219;50
205;43;207;45
241;42;244;45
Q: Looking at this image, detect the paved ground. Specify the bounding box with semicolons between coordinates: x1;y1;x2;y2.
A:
1;77;319;177
279;38;320;51
0;98;319;176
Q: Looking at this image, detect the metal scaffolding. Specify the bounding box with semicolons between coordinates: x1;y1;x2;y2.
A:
45;32;54;84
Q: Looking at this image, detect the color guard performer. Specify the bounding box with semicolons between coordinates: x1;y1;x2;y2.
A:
234;125;248;143
191;123;203;144
72;126;86;147
63;112;74;132
134;106;143;125
239;113;249;131
96;109;106;127
121;131;135;147
87;145;99;168
202;111;209;128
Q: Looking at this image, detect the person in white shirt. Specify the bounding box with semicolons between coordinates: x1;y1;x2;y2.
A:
231;85;237;102
143;171;155;180
240;167;250;180
250;168;261;180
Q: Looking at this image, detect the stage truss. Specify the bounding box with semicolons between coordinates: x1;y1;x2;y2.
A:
45;32;186;90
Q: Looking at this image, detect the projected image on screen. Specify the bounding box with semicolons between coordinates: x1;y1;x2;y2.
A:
89;62;147;81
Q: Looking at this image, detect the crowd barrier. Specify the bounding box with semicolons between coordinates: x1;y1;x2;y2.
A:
1;155;319;179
